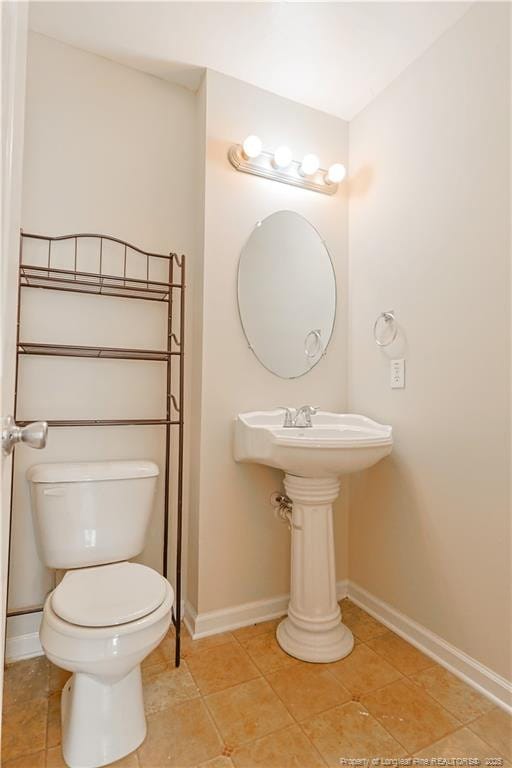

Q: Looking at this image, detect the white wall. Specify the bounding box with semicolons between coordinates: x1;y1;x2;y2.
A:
10;9;510;693
188;70;350;615
1;0;28;694
10;36;350;642
8;33;197;636
186;74;206;610
348;3;510;679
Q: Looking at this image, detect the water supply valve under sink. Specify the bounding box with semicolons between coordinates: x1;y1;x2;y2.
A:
270;492;302;530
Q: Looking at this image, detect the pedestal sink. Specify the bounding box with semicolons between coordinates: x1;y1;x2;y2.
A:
234;410;393;663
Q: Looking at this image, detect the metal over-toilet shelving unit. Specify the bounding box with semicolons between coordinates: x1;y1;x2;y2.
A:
7;231;185;666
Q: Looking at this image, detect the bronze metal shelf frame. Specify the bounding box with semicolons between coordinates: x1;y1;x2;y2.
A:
7;232;185;667
20;264;177;301
18;342;182;361
17;419;180;427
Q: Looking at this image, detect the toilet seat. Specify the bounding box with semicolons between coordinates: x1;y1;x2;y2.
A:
40;576;173;768
51;562;167;627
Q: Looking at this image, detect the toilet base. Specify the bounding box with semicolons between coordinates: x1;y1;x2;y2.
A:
61;666;146;768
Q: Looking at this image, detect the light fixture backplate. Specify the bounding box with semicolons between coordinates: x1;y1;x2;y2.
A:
228;145;338;196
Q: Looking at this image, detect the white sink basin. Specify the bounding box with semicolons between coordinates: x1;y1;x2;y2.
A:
234;410;392;478
233;408;393;665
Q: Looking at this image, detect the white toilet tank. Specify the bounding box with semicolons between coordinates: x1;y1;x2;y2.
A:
27;460;159;569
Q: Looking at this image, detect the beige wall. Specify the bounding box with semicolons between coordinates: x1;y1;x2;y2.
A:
188;70;350;614
348;3;511;678
11;10;511;688
9;33;196;630
186;74;207;610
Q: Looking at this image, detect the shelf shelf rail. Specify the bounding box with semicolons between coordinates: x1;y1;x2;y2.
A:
7;231;185;667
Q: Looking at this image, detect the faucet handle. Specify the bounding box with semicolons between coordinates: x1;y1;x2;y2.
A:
295;405;319;427
277;407;296;428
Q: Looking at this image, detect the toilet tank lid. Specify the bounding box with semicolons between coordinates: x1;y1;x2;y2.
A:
27;460;159;484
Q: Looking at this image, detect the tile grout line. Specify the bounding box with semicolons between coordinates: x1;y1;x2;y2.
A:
194;630;505;766
261;659;445;765
402;673;486;731
189;625;327;761
199;671;316;763
261;666;334;766
191;617;507;764
278;604;472;759
397;655;497;745
199;691;232;763
187;668;263;700
294;720;330;766
403;668;502;732
464;719;511;762
136;629;228;767
343;634;466;755
183;615;500;762
182;628;289;758
251;625;407;764
262;662;351;715
4;615;509;767
344;611;479;734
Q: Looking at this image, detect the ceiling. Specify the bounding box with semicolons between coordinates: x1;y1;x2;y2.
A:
29;1;472;121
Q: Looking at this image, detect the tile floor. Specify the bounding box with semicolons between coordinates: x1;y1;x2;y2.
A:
2;600;511;768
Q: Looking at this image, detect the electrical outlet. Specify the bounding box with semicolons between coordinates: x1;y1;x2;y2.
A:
390;358;405;388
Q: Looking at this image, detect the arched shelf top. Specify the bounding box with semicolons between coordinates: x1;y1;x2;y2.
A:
19;230;185;302
21;230;179;260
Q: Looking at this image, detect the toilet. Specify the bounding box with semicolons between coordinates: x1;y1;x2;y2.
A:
27;460;173;768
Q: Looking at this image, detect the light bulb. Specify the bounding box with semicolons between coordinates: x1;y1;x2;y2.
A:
326;163;346;184
242;135;262;160
300;154;320;177
273;146;293;170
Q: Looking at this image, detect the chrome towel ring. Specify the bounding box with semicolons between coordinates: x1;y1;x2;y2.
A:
305;329;323;358
373;311;397;347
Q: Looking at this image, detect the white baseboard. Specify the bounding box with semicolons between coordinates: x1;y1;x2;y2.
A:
184;593;288;639
348;581;512;714
184;579;349;639
7;578;509;715
184;578;511;714
5;611;44;662
5;630;43;663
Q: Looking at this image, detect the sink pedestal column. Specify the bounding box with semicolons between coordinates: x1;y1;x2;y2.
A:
276;474;354;663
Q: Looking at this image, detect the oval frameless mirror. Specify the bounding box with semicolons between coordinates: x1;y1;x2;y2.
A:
238;210;336;378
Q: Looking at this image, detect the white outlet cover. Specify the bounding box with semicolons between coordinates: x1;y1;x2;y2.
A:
391;358;405;388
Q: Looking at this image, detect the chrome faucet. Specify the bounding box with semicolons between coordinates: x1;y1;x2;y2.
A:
278;407;296;427
294;405;318;428
278;406;318;428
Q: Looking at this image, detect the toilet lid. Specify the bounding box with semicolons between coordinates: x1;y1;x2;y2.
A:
51;562;167;627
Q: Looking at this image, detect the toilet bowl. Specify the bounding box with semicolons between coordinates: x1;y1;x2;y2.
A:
27;459;172;768
40;561;173;768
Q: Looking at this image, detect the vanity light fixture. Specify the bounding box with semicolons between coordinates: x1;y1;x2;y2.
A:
242;135;263;160
272;146;293;170
325;163;346;185
300;154;320;177
228;136;345;196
